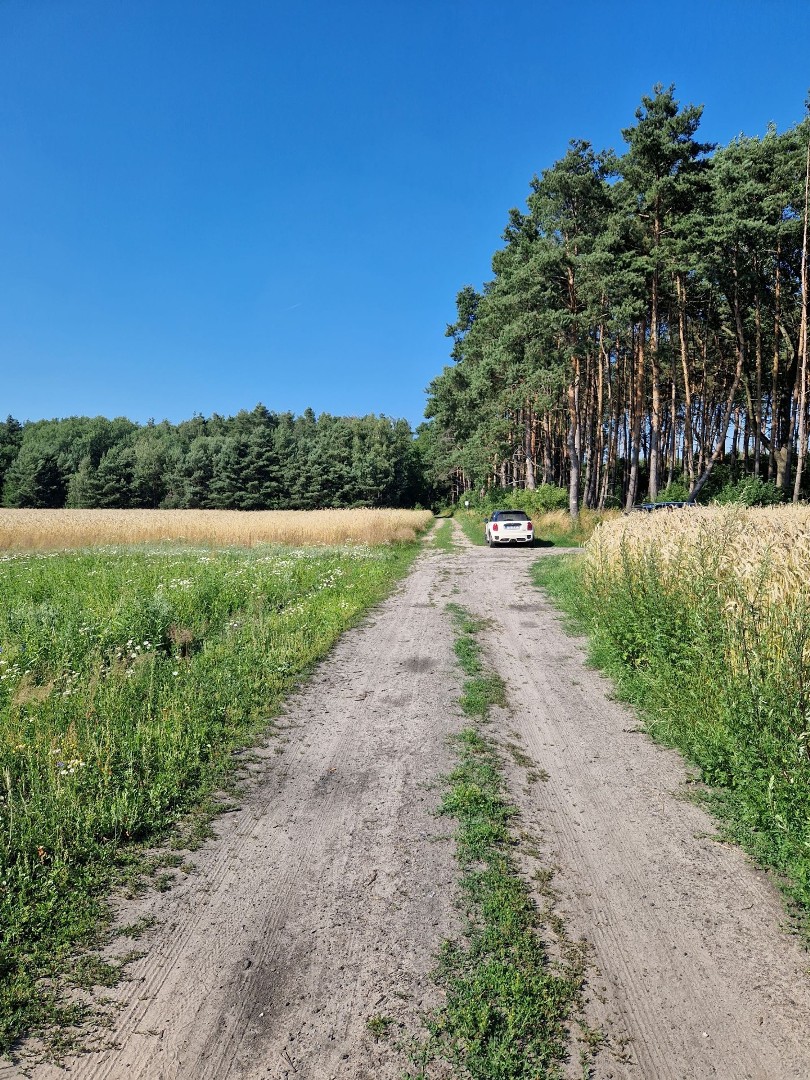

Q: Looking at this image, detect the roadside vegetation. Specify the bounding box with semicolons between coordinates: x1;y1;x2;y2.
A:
409;604;582;1078
0;507;434;552
534;505;810;923
0;532;427;1055
431;518;456;552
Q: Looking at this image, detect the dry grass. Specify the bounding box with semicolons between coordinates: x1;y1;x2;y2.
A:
532;507;620;543
0;508;435;552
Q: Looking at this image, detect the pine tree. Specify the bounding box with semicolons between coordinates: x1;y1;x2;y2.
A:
617;84;714;502
94;445;136;508
241;429;281;509
209;437;248;509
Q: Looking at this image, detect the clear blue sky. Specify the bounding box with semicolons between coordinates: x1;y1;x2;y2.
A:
2;0;808;429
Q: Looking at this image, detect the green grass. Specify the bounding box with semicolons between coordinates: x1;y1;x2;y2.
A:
530;555;590;627
409;606;582;1078
413;733;582;1079
432;518;456;552
367;1013;394;1039
532;551;810;929
455;511;488;547
446;604;507;719
0;540;421;1055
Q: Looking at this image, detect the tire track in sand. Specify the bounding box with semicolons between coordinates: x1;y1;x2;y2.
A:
449;519;810;1079
3;543;462;1080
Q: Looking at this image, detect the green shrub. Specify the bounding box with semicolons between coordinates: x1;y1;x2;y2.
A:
712;476;784;507
464;485;569;516
655;479;690;502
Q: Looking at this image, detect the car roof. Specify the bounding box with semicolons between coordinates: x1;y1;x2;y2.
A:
631;501;693;512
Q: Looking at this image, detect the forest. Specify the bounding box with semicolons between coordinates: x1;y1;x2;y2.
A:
0;406;427;511
423;85;810;514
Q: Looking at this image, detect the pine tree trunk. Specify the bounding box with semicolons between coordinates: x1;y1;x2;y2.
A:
567;358;581;520
542;413;552;485
625;319;646;511
647;273;661;500
601;336;621;509
581;350;593;507
691;282;747;500
675;274;695;486
770;247;782;481
754;293;763;477
588;329;607;507
793;142;810;502
524;409;536;490
667;375;677;487
781;343;800;492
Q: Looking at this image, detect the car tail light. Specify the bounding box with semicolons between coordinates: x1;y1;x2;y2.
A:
527;521;533;530
492;523;498;531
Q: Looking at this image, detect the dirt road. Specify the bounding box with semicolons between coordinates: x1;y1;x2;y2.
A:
6;522;810;1079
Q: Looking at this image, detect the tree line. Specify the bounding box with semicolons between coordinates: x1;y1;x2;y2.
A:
0;406;430;510
422;85;810;514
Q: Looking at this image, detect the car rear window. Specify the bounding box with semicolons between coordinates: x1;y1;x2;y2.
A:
497;511;529;522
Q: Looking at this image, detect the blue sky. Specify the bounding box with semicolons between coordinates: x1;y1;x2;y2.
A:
2;0;808;429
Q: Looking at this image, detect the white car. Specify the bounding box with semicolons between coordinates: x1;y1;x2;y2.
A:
485;510;534;546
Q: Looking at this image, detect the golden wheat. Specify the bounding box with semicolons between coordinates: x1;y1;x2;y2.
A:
0;508;435;551
587;505;810;604
533;507;620;538
585;504;810;671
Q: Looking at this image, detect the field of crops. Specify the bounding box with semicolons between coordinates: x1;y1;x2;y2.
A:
0;518;429;1051
538;504;810;920
0;507;434;551
588;504;810;606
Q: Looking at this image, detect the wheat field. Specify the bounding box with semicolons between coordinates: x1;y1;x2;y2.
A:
574;505;810;923
586;504;810;605
0;507;435;551
585;503;810;677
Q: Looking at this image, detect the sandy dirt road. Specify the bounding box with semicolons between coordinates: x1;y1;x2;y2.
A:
6;522;810;1079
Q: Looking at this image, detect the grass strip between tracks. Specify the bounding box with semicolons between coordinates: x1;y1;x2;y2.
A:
407;604;582;1079
431;519;456;552
0;539;424;1059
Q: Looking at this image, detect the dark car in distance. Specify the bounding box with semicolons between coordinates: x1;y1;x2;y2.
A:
631;501;694;512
